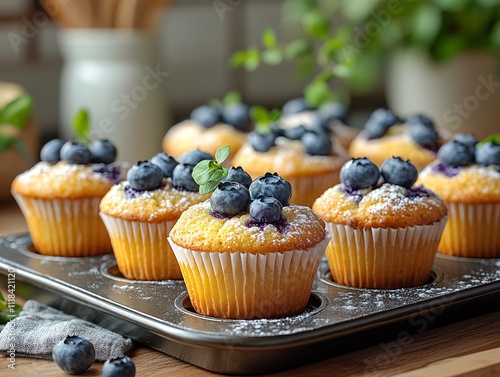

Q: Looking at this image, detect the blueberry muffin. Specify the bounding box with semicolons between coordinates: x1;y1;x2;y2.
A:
313;157;447;289
100;150;212;280
169;169;329;319
418;135;500;258
162;102;252;165
11;139;123;256
349;109;444;171
231;114;349;207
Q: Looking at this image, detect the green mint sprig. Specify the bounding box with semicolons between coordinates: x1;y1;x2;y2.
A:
192;145;230;194
208;91;242;108
477;134;500;147
250;106;281;134
0;95;33;155
72;108;91;144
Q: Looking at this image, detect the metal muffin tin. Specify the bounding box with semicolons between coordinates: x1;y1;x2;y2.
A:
0;234;499;375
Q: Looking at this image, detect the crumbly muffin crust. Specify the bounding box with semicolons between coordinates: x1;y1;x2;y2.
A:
313;183;447;229
99;179;210;223
169;201;327;253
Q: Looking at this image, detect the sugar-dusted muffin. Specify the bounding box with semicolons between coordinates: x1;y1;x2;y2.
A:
279;98;358;150
169;169;329;319
418;135;500;258
313;157;448;289
11;139;123;257
162;101;252;164
349;109;444;171
100;150;212;280
232;119;349;207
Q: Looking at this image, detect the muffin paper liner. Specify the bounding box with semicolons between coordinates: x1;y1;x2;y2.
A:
168;235;330;319
12;193;111;257
100;213;182;280
324;217;447;289
288;171;340;207
439;203;500;258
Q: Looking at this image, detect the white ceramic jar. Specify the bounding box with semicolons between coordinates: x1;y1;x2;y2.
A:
58;29;170;163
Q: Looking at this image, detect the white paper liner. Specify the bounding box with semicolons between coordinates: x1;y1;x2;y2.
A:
100;213;181;280
440;203;500;258
288;171;340;207
168;235;330;319
324;217;447;288
12;193;110;256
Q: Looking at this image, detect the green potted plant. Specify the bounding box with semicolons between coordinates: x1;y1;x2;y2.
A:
0;83;36;201
232;0;500;137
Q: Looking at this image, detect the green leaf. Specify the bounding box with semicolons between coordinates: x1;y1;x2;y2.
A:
0;135;14;154
268;108;281;122
250;106;269;124
199;180;219;195
230;51;249;68
477;134;500;147
285;40;313;60
302;11;329;39
410;4;442;46
73;108;91;144
262;28;277;49
192;160;212;185
262;49;283;65
0;95;33;129
222;91;241;105
215;145;230;163
244;46;260;71
304;79;333;108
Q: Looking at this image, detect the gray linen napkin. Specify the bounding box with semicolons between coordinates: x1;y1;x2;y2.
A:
0;300;133;361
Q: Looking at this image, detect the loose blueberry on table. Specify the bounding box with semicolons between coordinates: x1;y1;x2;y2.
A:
52;335;95;375
102;356;136;377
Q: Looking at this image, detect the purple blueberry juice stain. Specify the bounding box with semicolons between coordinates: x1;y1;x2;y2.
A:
246;218;291;233
211;211;232;220
92;164;122;184
431;163;461;177
406;185;431;198
340;186;364;204
124;185;143;199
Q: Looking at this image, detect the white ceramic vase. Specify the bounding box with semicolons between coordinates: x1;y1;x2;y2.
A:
386;49;500;139
58;29;170;163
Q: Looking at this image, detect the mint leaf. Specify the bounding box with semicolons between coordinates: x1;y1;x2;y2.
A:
222;91;242;105
215;145;230;163
73;109;90;144
0;95;33;129
477;134;500;147
262;28;277;49
192;146;230;194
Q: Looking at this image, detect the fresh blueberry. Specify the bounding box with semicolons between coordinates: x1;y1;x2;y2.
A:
409;123;439;150
40;138;64;163
222;103;252;132
52;335;95;375
249;172;292;206
172;163;199;192
283;125;307;140
270;121;285;137
282;97;310;115
364;108;399;139
453;133;479;148
248;131;277;152
380;157;418;189
190;105;221;128
221;166;252;188
249;196;283;224
438;140;475;167
127;161;164;191
89;139;117;164
178;149;212;166
150;153;178;178
309;114;331;133
60;141;92;165
210;182;250;216
340;158;380;190
301;131;332;156
318;101;348;124
475;141;500;166
405;114;435;129
102;356;136;377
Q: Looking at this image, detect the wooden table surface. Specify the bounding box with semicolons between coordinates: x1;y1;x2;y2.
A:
0;198;499;377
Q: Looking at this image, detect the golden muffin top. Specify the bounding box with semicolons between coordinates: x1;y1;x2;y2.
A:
312;183;447;229
99;179;210;223
11;161;122;199
169;201;327;253
232;137;349;178
417;162;500;204
162;120;247;162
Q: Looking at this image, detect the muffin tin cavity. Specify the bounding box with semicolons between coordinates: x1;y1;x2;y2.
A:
100;261;183;285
